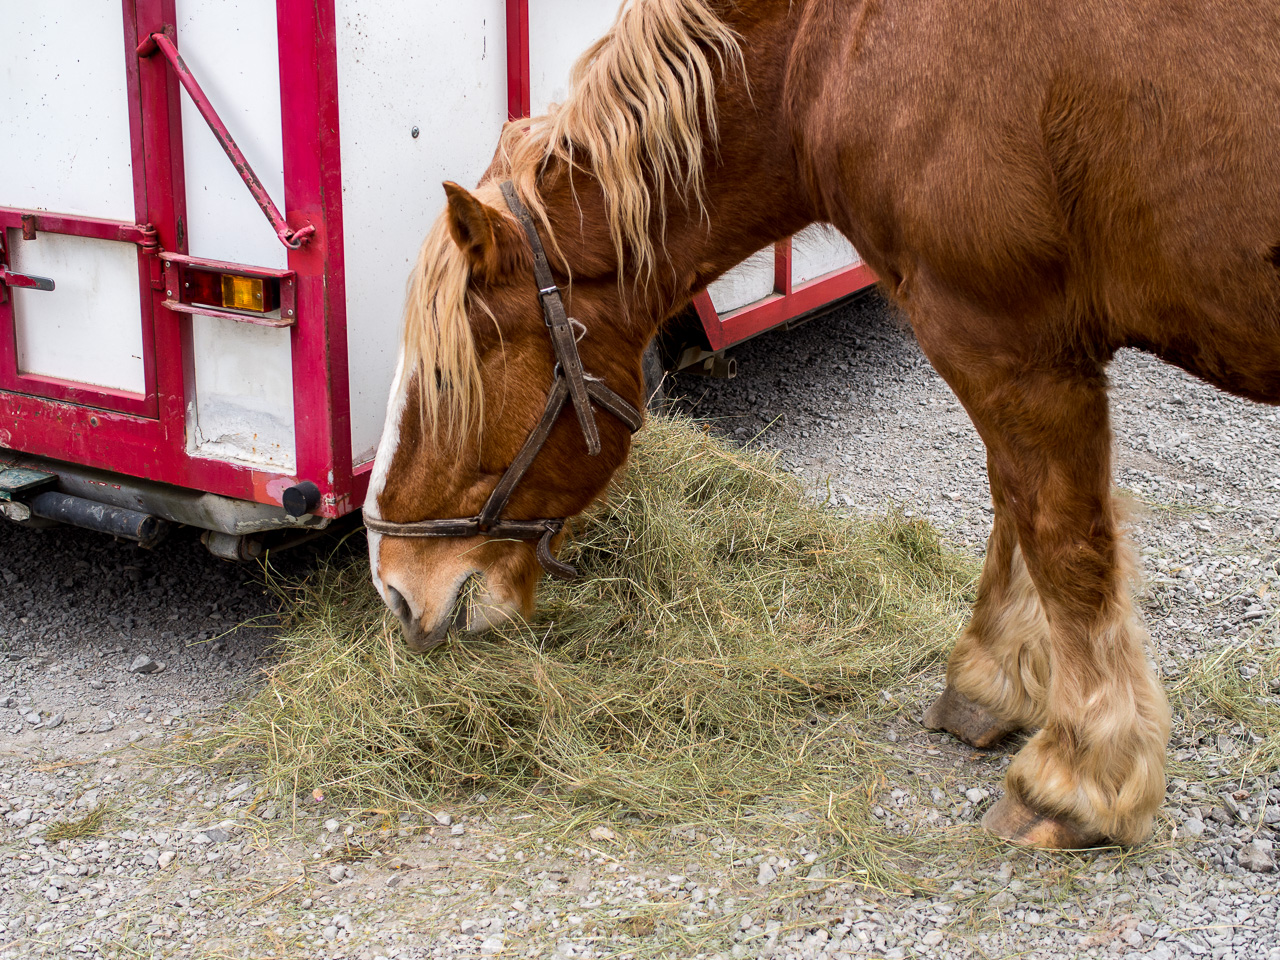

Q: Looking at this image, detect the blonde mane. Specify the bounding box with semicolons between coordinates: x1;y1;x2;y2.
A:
401;0;740;443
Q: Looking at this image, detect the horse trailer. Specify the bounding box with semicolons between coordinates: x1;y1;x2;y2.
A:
0;0;874;557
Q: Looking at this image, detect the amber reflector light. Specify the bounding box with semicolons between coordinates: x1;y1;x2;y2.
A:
182;269;280;313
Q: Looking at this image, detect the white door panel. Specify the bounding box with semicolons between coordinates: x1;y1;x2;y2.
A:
9;231;146;394
0;3;136;221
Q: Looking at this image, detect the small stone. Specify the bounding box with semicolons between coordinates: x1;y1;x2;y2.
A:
87;680;105;690
460;919;480;935
203;827;230;843
329;865;348;883
921;930;944;947
965;788;985;804
321;925;338;941
1239;839;1275;873
432;811;453;826
739;914;755;931
588;826;616;842
480;937;504;956
1124;928;1143;947
23;711;40;725
757;862;777;886
158;851;175;868
324;819;340;833
451;824;465;836
7;808;33;827
128;655;161;674
1183;818;1206;838
43;713;64;730
90;720;114;734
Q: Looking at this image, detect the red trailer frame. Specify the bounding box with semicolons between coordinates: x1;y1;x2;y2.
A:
0;0;875;538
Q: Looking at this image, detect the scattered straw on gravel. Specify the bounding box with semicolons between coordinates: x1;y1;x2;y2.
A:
199;415;976;861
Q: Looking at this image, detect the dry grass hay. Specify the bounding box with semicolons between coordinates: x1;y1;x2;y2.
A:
200;415;979;856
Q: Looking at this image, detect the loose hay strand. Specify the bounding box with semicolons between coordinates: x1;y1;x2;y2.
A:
198;414;977;847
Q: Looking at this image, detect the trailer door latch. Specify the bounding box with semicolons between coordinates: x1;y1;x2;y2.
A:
0;265;56;305
0;232;56;304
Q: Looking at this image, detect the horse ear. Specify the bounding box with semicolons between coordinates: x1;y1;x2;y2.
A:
443;181;511;281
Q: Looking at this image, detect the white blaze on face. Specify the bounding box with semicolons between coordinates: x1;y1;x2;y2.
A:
364;351;410;601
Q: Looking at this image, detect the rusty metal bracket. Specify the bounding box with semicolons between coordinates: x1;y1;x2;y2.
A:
137;27;314;250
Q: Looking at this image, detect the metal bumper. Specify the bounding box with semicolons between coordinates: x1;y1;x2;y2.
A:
0;448;329;538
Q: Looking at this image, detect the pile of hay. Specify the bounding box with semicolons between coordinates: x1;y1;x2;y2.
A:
210;414;976;821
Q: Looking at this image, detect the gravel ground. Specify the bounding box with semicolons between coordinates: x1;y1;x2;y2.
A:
2;292;1279;960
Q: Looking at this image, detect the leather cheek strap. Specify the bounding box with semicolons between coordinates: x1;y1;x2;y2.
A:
364;180;645;583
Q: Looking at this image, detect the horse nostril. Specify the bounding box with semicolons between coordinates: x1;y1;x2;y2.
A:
385;585;411;622
385;586;427;647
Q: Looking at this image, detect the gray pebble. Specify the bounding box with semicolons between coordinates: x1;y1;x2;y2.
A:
1239;839;1276;873
128;655;161;674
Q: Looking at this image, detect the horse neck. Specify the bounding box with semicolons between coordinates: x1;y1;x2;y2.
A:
539;0;814;344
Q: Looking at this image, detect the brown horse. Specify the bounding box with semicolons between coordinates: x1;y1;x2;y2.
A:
364;0;1280;848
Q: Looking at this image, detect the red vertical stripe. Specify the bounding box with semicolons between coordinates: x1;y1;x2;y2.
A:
506;0;531;120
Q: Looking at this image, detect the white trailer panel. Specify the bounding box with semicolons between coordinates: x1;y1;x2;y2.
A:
528;0;618;110
708;249;775;314
176;0;296;470
793;225;860;286
337;0;509;464
10;233;146;394
0;4;136;221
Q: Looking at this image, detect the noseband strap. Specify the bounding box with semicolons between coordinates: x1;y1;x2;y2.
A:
363;180;644;582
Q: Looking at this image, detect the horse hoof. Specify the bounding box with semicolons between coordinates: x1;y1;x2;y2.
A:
981;794;1104;849
922;686;1020;748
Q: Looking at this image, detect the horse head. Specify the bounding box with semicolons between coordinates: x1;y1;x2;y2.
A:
364;176;650;651
364;0;797;650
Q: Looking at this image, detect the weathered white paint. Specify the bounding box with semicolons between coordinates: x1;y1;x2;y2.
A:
707;247;775;314
0;3;136;220
0;3;145;396
792;224;860;285
528;0;618;111
187;318;296;471
9;232;146;394
176;0;287;269
176;0;296;470
336;0;509;465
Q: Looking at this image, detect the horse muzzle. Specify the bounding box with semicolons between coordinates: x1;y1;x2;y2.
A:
386;573;521;652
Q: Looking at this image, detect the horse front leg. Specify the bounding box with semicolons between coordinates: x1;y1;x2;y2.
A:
923;461;1050;747
911;302;1171;847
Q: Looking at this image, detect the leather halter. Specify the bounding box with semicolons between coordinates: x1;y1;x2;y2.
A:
363;180;644;581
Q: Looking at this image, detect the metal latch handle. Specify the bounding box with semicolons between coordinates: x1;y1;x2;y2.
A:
0;266;55;305
0;268;54;292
